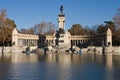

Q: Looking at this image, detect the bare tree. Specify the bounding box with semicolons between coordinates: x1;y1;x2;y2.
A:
32;21;55;35
20;28;35;34
113;8;120;28
46;22;55;35
20;21;55;35
0;9;8;54
33;21;48;35
0;9;16;54
31;21;55;48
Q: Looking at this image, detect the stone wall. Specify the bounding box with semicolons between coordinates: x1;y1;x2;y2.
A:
0;46;37;53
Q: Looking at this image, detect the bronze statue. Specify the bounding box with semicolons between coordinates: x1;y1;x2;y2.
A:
60;5;63;14
60;5;63;12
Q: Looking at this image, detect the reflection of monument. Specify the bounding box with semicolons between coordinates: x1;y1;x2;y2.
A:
105;54;113;80
105;54;113;69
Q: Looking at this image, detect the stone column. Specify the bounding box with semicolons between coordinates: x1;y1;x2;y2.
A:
27;39;29;46
33;39;35;46
25;39;27;46
34;40;36;46
36;40;38;46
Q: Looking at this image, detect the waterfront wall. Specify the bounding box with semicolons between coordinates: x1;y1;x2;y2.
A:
111;46;120;55
0;46;120;55
0;46;37;53
84;46;103;54
86;46;120;55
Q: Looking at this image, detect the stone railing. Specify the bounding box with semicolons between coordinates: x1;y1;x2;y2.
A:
18;33;39;39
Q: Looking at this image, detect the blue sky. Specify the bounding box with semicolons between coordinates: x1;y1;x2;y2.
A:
0;0;120;30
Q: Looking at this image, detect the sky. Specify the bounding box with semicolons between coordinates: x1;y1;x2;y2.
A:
0;0;120;30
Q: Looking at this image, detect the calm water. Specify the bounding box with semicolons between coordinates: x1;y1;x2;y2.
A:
0;53;120;80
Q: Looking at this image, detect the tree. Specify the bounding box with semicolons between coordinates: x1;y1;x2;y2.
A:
20;28;35;34
20;21;55;35
84;26;95;35
95;21;118;46
0;9;16;53
31;21;55;48
112;29;120;46
33;21;47;35
0;9;8;46
68;24;89;35
104;21;116;33
32;21;55;35
5;18;16;44
19;21;55;48
113;8;120;28
46;22;55;35
112;8;120;45
96;21;116;34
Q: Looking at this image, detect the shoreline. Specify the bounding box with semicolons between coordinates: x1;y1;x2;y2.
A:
0;46;120;55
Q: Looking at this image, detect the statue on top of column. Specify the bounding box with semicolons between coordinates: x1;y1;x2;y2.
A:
60;5;63;14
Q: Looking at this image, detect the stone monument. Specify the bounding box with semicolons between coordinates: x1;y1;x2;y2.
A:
106;28;112;47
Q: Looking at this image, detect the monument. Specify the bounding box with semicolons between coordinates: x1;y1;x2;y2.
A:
58;5;65;30
55;5;71;48
11;5;113;53
106;28;112;47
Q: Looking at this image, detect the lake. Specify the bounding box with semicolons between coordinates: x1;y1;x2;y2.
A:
0;53;120;80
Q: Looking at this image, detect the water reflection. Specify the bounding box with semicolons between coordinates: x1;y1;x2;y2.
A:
11;53;38;63
0;53;38;63
0;53;120;80
104;53;113;80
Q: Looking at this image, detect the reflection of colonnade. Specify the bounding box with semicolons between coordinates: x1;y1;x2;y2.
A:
12;28;39;47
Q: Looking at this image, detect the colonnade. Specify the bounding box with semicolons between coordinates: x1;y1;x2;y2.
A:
71;39;91;46
18;39;38;47
46;40;54;46
12;28;39;47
